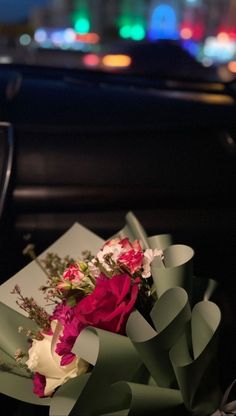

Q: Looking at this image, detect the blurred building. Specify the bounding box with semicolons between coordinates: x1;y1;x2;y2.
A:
26;0;236;42
1;0;236;65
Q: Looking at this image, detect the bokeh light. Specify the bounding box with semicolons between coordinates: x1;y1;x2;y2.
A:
102;54;132;68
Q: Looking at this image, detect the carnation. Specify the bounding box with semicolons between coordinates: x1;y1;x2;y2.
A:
11;235;158;398
2;214;226;416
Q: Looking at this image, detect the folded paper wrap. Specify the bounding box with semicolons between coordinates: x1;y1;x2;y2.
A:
0;212;224;415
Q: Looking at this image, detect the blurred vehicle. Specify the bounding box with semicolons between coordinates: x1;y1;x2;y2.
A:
94;39;218;81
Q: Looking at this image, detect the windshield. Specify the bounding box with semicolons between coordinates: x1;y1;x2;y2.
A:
0;0;236;83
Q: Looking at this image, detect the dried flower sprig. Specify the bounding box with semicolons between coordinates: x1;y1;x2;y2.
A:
18;325;44;341
40;253;75;279
11;285;51;333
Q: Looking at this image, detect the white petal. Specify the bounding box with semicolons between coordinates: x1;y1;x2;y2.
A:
26;321;89;396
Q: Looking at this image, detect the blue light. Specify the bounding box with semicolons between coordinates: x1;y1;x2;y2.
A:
181;40;200;58
34;28;47;43
149;4;178;40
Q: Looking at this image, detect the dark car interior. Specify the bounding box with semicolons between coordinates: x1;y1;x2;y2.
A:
1;64;236;402
1;62;236;282
1;1;236;413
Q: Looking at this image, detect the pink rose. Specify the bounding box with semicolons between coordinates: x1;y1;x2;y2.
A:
56;274;139;364
63;264;84;284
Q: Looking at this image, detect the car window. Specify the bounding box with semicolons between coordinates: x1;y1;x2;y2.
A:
0;0;236;83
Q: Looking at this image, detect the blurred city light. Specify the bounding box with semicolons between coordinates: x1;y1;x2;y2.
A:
34;28;47;43
75;33;99;44
204;35;235;62
130;24;145;41
186;0;199;4
228;60;236;73
102;54;131;68
119;25;132;39
19;33;31;46
1;0;236;67
0;55;13;64
202;57;213;67
148;4;178;40
180;27;193;40
33;26;99;50
64;28;76;43
74;17;90;34
83;53;100;67
71;0;90;34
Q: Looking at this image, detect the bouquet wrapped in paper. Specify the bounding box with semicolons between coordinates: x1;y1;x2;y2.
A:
0;212;234;415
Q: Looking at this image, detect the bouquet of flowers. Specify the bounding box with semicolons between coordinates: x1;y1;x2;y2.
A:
0;212;235;415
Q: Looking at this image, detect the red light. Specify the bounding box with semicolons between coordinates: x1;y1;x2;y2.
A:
229;31;236;40
179;21;204;41
82;54;100;67
75;33;100;44
193;23;204;40
180;27;193;40
217;27;236;40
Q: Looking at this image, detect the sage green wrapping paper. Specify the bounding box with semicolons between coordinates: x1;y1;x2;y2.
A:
192;277;218;305
151;244;194;300
50;326;186;416
117;212;173;253
169;300;222;415
0;301;50;406
0;223;104;314
0;222;104;407
0;213;223;415
107;381;186;416
126;287;191;388
112;211;149;249
147;234;173;250
49;327;143;416
125;212;149;249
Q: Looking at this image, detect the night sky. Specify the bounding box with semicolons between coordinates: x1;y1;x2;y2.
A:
0;0;49;23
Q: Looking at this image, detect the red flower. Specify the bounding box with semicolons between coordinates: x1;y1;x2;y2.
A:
33;372;46;398
56;274;139;364
76;274;139;334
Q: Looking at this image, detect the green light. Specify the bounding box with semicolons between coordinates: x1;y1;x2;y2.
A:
74;17;90;34
130;24;145;41
119;25;132;39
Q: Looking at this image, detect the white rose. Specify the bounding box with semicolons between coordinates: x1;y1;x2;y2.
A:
26;321;89;396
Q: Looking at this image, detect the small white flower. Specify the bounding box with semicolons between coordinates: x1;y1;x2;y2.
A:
141;249;164;278
87;261;100;278
96;243;123;271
